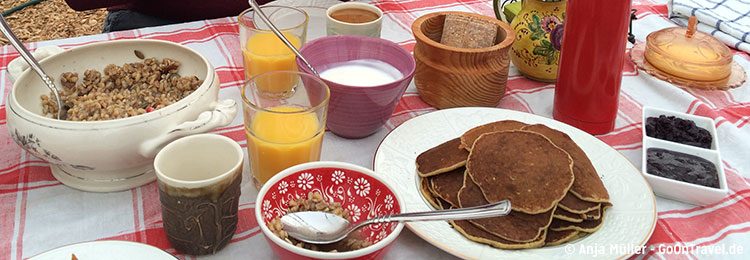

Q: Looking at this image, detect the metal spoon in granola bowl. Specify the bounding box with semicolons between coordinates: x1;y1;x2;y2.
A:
0;14;65;120
281;200;511;244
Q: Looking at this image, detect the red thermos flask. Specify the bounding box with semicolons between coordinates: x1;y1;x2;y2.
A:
553;0;633;135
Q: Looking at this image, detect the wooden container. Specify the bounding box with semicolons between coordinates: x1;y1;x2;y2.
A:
412;12;514;109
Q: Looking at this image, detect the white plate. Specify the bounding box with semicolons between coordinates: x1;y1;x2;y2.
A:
29;240;176;260
373;107;657;259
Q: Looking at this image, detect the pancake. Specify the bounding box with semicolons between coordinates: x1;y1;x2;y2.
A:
417;123;613;249
435;196;451;210
426;177;442;203
467;131;574;214
458;172;554;242
452;220;546;249
550;215;605;233
521;124;610;203
586;202;613;220
545;229;579;246
553;207;583;223
429;167;466;207
558;193;600;214
419;176;442;209
581;207;602;220
416;138;469;177
460;120;528;150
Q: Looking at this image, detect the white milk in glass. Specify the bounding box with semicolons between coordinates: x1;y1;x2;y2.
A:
319;59;402;86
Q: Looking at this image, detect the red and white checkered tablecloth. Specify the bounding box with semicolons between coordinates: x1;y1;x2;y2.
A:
2;0;750;259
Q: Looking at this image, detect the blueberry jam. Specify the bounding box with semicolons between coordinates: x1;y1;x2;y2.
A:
645;115;712;149
646;148;719;188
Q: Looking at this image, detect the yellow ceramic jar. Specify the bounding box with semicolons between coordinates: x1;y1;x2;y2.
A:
509;0;566;82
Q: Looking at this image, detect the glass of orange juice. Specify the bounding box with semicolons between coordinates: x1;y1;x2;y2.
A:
239;6;308;93
242;71;330;189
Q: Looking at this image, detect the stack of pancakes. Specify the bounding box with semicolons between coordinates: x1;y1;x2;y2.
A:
416;121;612;249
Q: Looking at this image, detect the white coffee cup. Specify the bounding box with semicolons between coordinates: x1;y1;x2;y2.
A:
326;2;383;37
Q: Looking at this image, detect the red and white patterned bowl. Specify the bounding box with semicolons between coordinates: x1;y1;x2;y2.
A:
255;161;404;260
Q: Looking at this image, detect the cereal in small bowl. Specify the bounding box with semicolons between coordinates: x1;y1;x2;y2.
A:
255;161;404;260
267;191;372;252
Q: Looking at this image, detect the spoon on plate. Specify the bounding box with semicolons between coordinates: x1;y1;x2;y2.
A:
247;0;319;76
0;14;65;120
281;200;511;244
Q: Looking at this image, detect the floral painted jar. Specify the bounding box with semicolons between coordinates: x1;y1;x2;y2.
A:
509;0;565;82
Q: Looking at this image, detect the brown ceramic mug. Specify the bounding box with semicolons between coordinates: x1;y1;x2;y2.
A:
154;134;244;255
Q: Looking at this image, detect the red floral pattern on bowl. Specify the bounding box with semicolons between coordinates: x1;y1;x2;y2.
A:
261;167;400;243
256;162;403;260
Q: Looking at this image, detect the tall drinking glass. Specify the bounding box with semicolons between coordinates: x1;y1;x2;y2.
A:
242;71;330;189
239;6;308;93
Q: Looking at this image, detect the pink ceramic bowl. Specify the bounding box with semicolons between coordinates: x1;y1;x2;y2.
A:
297;36;416;139
255;161;404;260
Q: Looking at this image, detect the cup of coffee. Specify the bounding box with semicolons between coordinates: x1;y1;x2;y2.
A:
326;2;383;37
154;134;244;255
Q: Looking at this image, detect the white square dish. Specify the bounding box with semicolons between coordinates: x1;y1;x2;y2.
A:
641;107;727;205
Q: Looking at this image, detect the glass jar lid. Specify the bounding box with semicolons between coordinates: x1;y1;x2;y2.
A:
644;17;732;82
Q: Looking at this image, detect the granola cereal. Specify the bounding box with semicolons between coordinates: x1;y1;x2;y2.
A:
268;191;372;252
41;58;202;121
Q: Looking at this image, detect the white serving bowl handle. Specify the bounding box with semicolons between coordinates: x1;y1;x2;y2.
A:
138;99;238;158
7;45;65;82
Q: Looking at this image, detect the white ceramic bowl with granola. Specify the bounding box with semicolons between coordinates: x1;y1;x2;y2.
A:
6;39;237;192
